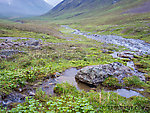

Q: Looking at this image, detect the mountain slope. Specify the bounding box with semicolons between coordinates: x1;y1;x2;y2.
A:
0;0;52;18
46;0;120;18
45;0;150;20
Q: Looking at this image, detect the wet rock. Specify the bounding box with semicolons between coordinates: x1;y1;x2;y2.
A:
13;42;20;46
2;93;26;106
55;72;61;77
111;51;143;59
14;87;23;92
31;40;39;46
29;91;35;96
50;74;57;78
1;55;6;59
50;72;61;78
118;53;134;59
75;62;145;86
49;83;56;85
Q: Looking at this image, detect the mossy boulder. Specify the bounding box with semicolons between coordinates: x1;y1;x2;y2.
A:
75;62;145;86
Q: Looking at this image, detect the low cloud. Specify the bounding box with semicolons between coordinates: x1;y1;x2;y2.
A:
44;0;63;6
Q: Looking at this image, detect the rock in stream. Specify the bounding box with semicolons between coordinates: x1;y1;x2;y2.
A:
75;62;145;86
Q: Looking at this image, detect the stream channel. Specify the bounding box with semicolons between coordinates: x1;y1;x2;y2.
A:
1;25;150;107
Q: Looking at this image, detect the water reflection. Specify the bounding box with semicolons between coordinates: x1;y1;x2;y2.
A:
56;68;144;98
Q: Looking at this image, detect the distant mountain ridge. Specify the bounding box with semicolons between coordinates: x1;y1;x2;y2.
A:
0;0;52;18
46;0;120;17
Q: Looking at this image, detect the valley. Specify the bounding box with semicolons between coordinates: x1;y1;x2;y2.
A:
0;0;150;112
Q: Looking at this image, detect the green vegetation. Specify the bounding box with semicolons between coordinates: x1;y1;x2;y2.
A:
133;55;150;73
0;20;125;95
1;83;149;112
0;18;150;112
123;76;149;88
102;76;150;89
102;77;122;88
1;0;150;111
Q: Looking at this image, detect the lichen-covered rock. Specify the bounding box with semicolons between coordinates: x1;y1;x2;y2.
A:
0;38;42;50
75;62;145;86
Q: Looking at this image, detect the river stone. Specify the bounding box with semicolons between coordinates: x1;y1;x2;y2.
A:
2;93;26;106
75;62;145;86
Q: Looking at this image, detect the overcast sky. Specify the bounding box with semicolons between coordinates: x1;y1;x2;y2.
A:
44;0;63;6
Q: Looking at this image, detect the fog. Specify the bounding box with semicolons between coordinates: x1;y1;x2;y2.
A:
44;0;63;6
0;0;53;18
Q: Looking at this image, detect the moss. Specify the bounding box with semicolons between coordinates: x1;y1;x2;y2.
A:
122;58;131;62
123;76;149;88
134;55;150;73
107;51;114;54
102;77;122;88
133;54;141;58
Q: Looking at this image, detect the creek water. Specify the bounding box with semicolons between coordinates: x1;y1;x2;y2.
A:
38;68;144;98
61;25;150;54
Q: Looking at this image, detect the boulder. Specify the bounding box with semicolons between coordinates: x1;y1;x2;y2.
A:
75;62;145;86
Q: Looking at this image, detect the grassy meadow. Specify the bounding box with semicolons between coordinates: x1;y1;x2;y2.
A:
0;0;150;112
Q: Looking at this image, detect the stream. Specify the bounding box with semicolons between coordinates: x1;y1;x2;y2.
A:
58;25;148;97
61;25;150;54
